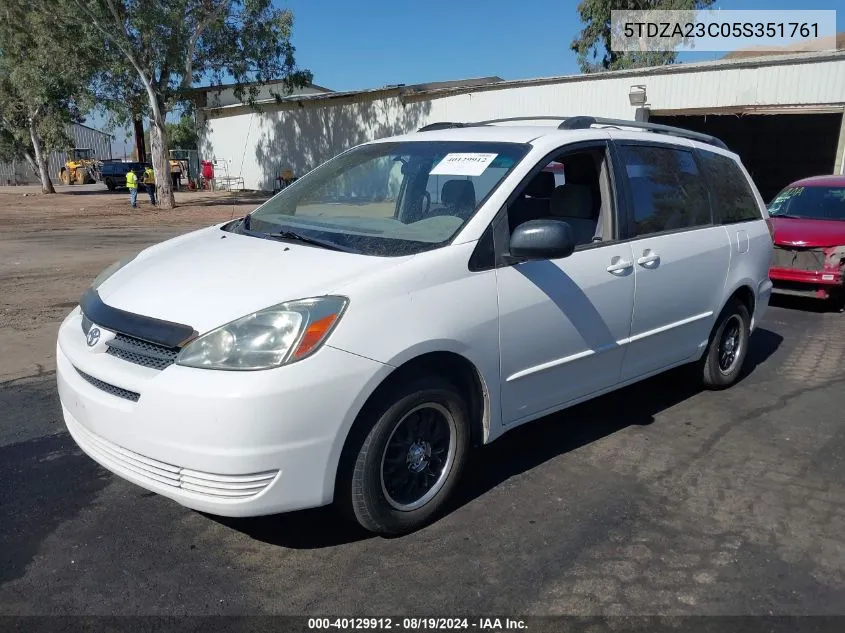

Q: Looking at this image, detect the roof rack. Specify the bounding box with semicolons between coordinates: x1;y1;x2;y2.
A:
558;116;728;150
419;116;567;131
473;116;569;125
416;116;728;150
417;122;467;132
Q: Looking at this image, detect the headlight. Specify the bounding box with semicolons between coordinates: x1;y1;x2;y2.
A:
175;296;348;371
92;256;135;290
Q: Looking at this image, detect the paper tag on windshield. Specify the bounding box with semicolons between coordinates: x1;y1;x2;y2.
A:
430;153;498;177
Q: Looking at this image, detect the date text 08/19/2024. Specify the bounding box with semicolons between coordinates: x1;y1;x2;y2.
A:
307;618;528;631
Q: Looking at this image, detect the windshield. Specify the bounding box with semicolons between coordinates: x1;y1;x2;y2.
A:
72;149;93;160
768;185;845;221
240;140;530;256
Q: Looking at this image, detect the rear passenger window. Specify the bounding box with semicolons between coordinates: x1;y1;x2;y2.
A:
697;150;761;223
619;145;711;237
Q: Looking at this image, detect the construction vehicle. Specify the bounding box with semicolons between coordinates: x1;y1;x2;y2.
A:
58;148;99;185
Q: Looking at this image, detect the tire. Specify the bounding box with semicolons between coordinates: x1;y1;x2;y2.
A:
105;178;116;192
340;375;471;536
701;298;751;390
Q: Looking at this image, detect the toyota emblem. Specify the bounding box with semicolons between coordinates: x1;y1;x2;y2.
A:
86;327;101;347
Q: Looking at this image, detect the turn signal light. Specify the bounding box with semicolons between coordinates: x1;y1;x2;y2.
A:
293;314;339;359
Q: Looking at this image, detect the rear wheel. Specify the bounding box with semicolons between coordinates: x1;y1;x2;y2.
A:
701;299;751;389
105;178;116;192
340;375;470;536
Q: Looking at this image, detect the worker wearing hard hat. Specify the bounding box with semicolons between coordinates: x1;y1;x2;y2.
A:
143;165;156;206
126;167;138;208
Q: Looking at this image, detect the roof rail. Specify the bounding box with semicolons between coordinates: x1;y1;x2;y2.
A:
416;116;729;150
558;116;728;150
417;122;468;132
473;116;568;125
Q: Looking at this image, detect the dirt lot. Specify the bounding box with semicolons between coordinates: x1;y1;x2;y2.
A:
2;185;845;617
0;185;264;382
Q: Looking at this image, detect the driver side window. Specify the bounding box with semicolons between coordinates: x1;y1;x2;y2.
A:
506;147;613;248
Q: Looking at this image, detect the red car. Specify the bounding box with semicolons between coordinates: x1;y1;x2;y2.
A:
767;175;845;307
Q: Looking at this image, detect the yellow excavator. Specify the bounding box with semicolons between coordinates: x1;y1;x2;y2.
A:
58;148;99;185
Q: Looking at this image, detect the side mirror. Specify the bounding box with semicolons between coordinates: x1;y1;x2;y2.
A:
509;219;576;261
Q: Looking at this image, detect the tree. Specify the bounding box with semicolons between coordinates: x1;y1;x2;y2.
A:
167;116;198;150
0;2;96;192
67;0;312;208
143;115;198;153
571;0;716;73
89;62;151;161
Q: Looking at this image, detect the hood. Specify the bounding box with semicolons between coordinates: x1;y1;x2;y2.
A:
771;217;845;248
96;225;410;333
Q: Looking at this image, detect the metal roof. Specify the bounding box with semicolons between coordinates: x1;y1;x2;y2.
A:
197;50;845;113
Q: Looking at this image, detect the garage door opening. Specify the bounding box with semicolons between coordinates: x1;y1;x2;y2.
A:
648;112;843;203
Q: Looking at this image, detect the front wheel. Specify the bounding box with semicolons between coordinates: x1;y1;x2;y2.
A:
700;299;751;389
341;375;470;536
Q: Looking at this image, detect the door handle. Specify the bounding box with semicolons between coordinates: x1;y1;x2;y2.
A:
637;250;660;267
606;258;633;274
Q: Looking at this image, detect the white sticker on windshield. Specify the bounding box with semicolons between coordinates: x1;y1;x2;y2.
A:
430;153;498;177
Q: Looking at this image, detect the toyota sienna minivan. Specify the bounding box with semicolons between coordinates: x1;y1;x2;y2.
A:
57;116;774;535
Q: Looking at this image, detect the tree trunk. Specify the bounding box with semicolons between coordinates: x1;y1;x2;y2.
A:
22;150;38;176
133;116;147;163
29;117;55;194
149;116;175;209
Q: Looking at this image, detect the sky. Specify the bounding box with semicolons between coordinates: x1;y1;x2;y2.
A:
280;0;844;91
95;0;844;154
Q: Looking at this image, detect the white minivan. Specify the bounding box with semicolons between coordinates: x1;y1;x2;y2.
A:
57;116;774;535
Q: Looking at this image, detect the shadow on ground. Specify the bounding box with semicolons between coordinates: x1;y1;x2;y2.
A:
0;433;110;585
217;327;782;549
769;293;843;314
184;195;271;209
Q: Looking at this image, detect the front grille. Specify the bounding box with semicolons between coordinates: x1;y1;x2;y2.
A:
772;246;825;271
69;419;278;499
106;334;179;370
75;367;141;402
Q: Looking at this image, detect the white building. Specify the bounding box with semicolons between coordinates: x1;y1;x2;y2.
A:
195;50;845;201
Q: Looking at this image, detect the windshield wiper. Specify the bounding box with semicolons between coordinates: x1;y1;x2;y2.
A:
263;230;354;252
770;213;803;219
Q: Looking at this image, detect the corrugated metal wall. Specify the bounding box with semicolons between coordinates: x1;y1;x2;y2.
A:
0;123;112;186
199;54;845;191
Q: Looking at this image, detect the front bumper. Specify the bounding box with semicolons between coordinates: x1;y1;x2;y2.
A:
769;267;843;299
56;308;391;517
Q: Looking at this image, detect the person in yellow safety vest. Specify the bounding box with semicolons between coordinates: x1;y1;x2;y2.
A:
126;168;138;208
143;166;157;206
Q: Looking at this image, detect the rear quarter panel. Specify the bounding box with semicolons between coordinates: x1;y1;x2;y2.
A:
721;157;774;329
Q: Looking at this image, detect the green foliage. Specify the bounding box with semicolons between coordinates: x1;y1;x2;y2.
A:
166;116;198;150
143;116;199;151
0;1;97;168
65;0;311;206
571;0;716;73
71;0;313;115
